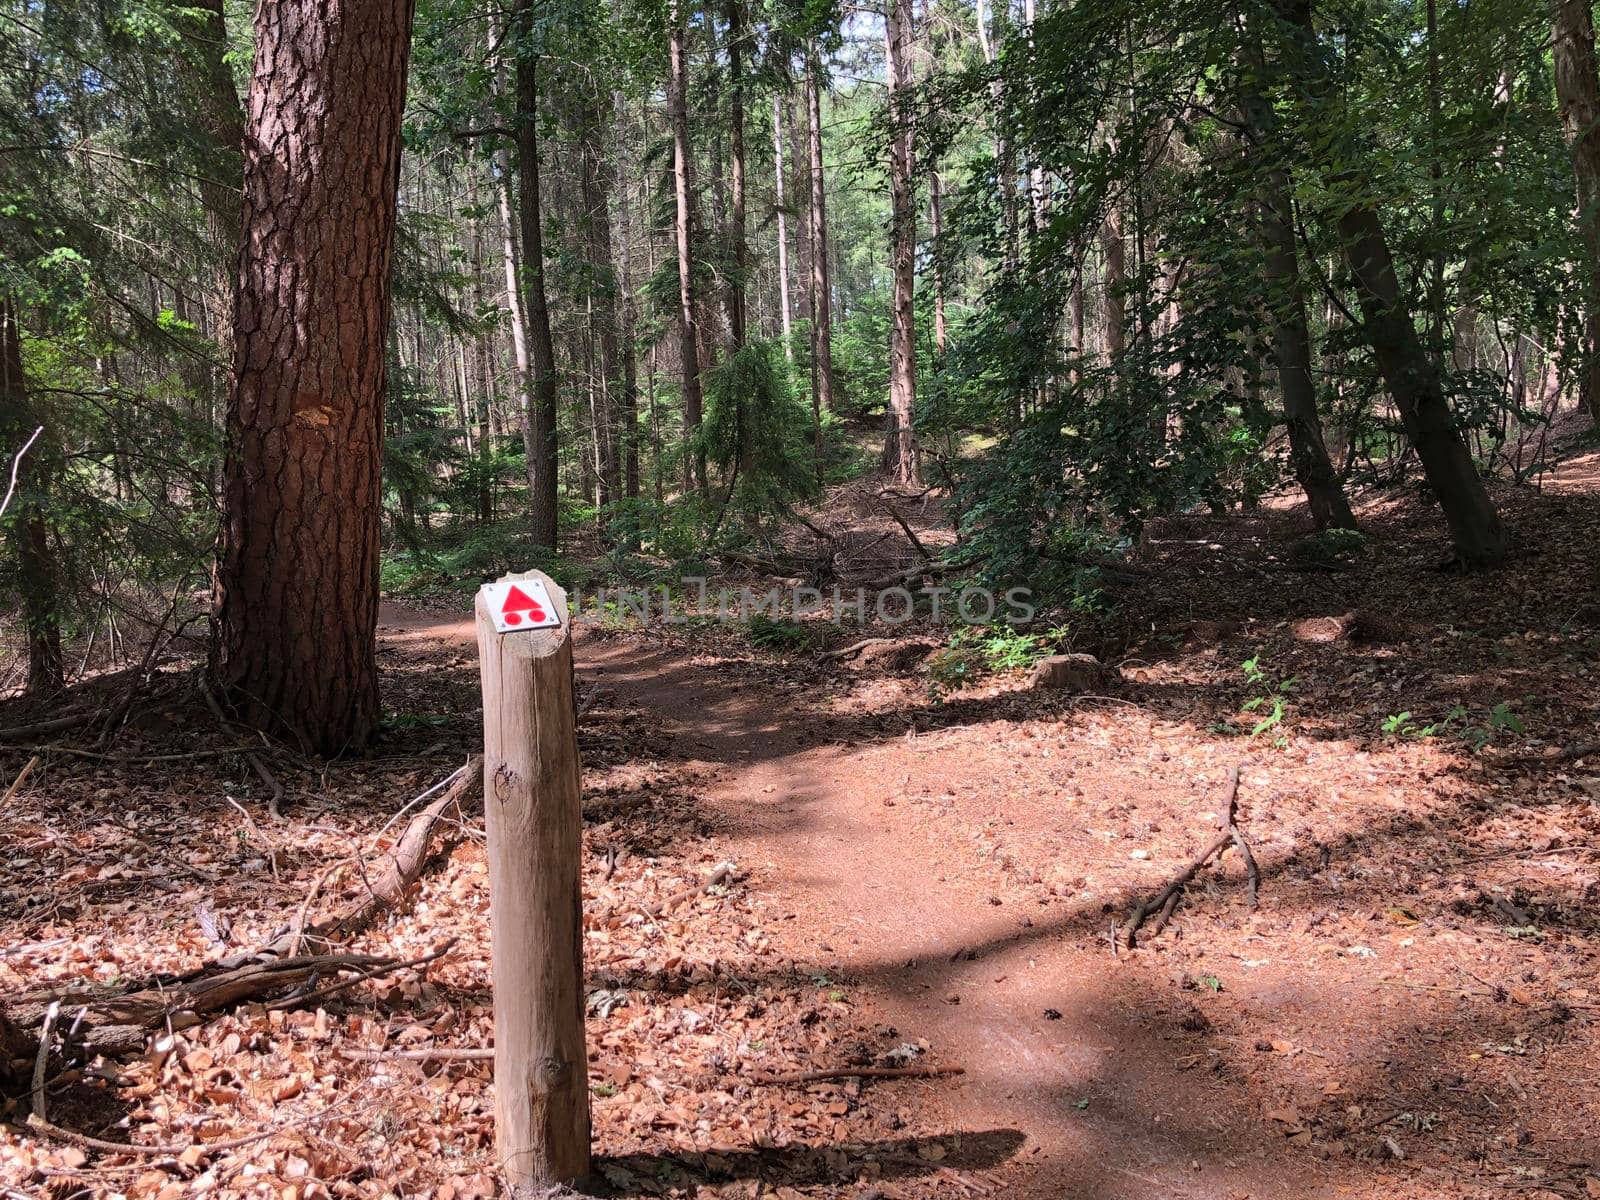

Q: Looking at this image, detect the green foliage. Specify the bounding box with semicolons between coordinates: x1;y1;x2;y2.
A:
746;614;812;652
699;341;820;526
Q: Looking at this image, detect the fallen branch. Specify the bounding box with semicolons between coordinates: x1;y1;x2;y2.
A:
199;680;285;818
641;861;739;918
6;951;400;1055
820;637;898;662
0;712;96;742
30;1000;58;1121
340;1045;494;1062
1121;766;1256;949
260;756;482;956
1487;740;1599;768
2;754;38;805
751;1065;966;1085
264;941;454;1011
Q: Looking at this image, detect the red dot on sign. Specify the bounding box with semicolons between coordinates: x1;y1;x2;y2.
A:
528;604;546;621
505;611;521;625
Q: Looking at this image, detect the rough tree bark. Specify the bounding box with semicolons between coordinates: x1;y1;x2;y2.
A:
1276;0;1507;566
883;0;920;485
211;0;415;754
1552;0;1600;423
1;298;61;695
725;0;748;351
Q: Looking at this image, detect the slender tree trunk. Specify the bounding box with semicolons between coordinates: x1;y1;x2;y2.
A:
1101;203;1126;360
1239;26;1355;530
1552;0;1600;422
614;92;641;502
176;0;243;437
774;93;796;361
211;0;414;754
494;148;538;482
1276;0;1507;565
669;2;706;490
1;299;61;695
883;0;919;485
929;170;948;358
725;0;748;350
513;8;561;550
975;0;1019;271
805;45;836;415
576;88;621;510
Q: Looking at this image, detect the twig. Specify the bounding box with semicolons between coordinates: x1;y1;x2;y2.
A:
641;861;739;917
750;1064;965;1085
339;1045;494;1062
0;425;43;520
96;575;189;749
0;712;96;742
31;1000;59;1122
263;940;455;1012
290;860;347;957
200;680;284;817
1121;766;1255;948
2;754;38;804
40;743;264;763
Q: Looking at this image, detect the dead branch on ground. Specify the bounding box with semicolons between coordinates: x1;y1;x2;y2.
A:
1120;766;1258;949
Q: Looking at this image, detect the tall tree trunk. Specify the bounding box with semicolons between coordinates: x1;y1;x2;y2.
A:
176;0;243;435
975;0;1019;272
1239;25;1355;530
805;44;836;415
724;0;748;350
1;299;61;695
669;1;706;490
1276;0;1507;565
883;0;919;485
614;91;642;502
1552;0;1600;422
774;93;796;361
576;87;621;510
494;147;538;489
929;170;948;358
1101;204;1126;360
211;0;414;754
513;8;561;550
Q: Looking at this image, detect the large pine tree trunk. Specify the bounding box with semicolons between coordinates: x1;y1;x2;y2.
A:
883;0;919;485
1552;0;1600;423
211;0;414;754
805;45;836;415
1276;0;1507;566
1240;31;1355;531
514;11;561;550
669;2;706;491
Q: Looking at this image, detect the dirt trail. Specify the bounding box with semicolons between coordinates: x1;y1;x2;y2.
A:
379;603;1330;1199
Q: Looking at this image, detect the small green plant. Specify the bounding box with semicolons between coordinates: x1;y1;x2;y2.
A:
1288;527;1369;562
1382;704;1467;741
1239;653;1295;746
977;625;1047;672
1383;701;1527;751
747;614;811;652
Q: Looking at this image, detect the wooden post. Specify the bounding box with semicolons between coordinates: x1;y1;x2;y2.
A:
474;569;591;1189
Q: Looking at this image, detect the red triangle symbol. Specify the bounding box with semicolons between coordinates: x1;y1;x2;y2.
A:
501;584;538;615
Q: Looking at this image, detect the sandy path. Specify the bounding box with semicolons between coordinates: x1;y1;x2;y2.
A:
379;602;1339;1199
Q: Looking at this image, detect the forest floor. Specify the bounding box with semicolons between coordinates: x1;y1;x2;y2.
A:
3;433;1600;1199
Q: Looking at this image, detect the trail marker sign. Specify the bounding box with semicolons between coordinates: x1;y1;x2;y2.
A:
481;576;562;634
